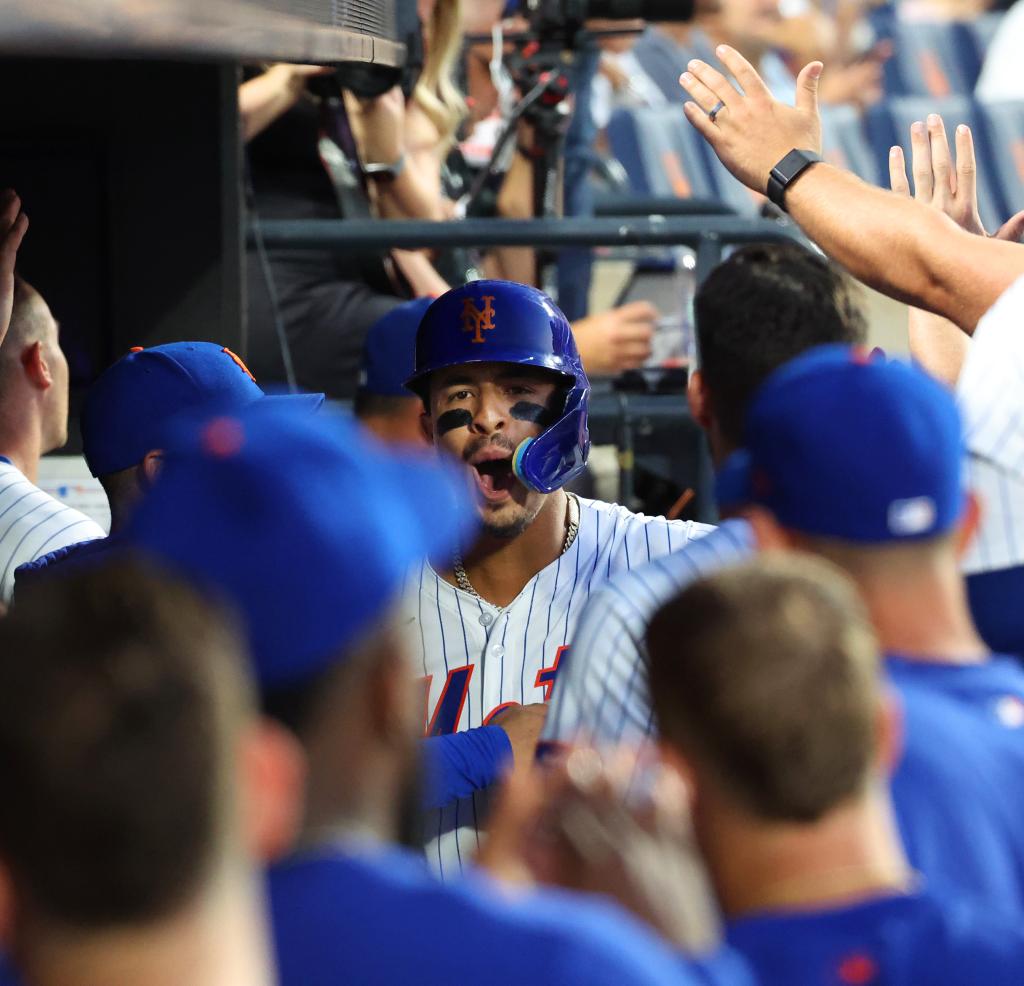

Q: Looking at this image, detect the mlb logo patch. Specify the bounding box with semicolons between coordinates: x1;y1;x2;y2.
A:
887;497;936;537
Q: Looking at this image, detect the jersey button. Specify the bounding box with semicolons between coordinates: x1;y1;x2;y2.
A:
479;612;493;627
490;644;504;658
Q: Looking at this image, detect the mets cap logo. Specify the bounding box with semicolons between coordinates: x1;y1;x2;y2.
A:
461;295;496;344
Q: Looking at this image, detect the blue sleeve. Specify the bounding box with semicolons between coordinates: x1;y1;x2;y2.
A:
421;726;513;810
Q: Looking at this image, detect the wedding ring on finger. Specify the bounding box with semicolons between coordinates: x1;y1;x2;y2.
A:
708;100;726;123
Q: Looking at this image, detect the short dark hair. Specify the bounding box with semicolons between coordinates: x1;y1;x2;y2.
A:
646;554;880;823
695;242;867;447
0;559;250;928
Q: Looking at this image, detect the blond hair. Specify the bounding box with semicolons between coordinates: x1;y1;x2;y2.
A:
412;0;467;150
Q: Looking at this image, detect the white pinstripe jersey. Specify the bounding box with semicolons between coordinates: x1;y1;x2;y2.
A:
542;519;754;750
402;496;713;878
957;276;1024;575
0;459;105;603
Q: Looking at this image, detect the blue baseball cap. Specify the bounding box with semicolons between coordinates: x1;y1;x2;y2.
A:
81;342;325;477
715;345;966;542
359;297;433;397
123;403;477;689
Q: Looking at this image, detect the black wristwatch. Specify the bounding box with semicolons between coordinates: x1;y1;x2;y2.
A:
766;149;821;212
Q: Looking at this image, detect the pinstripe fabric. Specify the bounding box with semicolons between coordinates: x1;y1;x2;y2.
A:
0;462;105;602
402;497;712;877
959;276;1024;576
542;519;755;749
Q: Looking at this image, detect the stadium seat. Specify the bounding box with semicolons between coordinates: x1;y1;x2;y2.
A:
867;95;1006;232
976;100;1024;221
607;106;761;216
888;19;977;96
607;106;713;199
961;11;1004;70
820;104;880;184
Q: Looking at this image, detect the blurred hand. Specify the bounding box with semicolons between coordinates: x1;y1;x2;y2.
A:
481;747;721;952
0;190;28;350
271;62;334;98
889;114;1024;241
490;702;548;770
818;43;890;110
573;301;657;376
681;45;823;193
352;85;407;165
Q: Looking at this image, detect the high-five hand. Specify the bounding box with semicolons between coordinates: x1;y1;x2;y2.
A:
889;114;1024;242
0;190;28;350
680;45;823;193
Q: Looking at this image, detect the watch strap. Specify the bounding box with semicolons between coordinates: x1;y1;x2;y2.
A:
363;152;407;182
766;149;821;212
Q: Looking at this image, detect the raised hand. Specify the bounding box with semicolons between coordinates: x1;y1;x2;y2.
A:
481;746;720;952
0;190;28;350
680;45;823;194
888;114;1024;242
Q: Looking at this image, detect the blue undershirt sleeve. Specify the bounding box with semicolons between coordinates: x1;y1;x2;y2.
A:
421;726;514;810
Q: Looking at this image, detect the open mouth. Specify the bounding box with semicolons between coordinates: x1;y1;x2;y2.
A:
472;457;517;500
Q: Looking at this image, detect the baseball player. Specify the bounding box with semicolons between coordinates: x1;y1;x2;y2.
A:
548;345;1024;916
544;238;867;749
648;555;1024;985
402;279;713;877
679;45;1024;652
121;402;751;986
14;342;324;591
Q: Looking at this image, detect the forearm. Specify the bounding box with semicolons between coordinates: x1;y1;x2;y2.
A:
907;307;970;388
786;165;1024;331
239;66;303;142
392;250;449;297
422;727;512;809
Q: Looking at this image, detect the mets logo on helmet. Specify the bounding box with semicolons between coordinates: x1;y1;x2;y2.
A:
461;295;496;344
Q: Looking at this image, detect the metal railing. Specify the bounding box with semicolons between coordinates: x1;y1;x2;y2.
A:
250;214;805;283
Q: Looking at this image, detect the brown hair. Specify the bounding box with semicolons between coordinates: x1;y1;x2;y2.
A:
0;558;252;928
646;554;880;823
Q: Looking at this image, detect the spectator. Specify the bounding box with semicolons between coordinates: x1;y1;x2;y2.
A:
0;562;289;986
647;555;1024;985
13;342;322;591
0;278;103;604
354;297;432;447
121;401;748;986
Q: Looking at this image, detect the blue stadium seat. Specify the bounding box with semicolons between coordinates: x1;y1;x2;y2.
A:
976;100;1024;220
607;106;761;216
867;95;1006;231
962;11;1004;69
888;20;977;96
820;104;880;183
606;106;713;199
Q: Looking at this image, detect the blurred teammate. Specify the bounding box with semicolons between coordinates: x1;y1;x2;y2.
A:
403;279;713;875
354;297;432;447
13;342;323;590
0;278;103;602
545;242;865;748
123;402;748;986
550;345;1024;915
680;44;1024;652
0;563;280;986
647;556;1024;985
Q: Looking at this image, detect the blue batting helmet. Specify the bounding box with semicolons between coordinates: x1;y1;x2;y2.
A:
405;280;590;494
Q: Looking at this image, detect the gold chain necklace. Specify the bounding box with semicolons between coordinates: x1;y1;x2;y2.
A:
453;493;580;611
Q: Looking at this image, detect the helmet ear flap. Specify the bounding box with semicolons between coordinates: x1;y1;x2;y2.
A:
510;389;590;495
